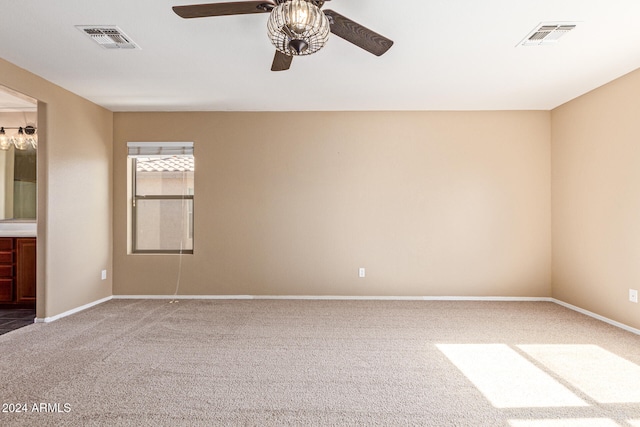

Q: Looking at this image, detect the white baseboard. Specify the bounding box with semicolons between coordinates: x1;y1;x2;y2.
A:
114;294;255;300
113;294;553;302
38;294;640;336
34;295;113;323
550;298;640;336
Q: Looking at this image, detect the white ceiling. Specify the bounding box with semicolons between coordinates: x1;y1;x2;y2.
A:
1;0;640;112
0;87;37;112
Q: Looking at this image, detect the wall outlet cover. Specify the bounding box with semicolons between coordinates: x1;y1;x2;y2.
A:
630;289;638;303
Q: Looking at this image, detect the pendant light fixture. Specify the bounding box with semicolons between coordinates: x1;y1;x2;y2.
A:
0;125;37;150
267;0;330;56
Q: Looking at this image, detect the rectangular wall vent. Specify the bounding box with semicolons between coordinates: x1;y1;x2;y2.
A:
76;26;139;49
519;22;577;46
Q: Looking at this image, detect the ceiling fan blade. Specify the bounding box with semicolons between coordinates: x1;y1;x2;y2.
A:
323;10;393;56
173;1;274;19
271;51;293;71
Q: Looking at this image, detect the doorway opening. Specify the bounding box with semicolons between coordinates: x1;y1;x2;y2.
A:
0;84;38;331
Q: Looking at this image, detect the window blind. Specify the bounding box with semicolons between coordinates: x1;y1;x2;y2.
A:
127;142;193;157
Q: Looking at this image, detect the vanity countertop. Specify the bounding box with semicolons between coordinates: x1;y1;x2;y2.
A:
0;222;37;237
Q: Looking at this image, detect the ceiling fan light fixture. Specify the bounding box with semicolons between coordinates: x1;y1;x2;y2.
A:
267;0;329;56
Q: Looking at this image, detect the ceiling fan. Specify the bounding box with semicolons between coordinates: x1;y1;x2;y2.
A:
172;0;393;71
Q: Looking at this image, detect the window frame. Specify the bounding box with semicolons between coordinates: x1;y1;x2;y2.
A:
130;156;194;255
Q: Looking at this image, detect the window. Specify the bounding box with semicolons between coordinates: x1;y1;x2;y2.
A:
128;142;194;254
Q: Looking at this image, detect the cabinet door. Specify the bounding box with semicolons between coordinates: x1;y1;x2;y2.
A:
16;238;36;303
0;238;15;302
0;278;12;302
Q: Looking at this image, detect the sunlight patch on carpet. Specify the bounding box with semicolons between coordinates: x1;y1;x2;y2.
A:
509;419;620;427
518;345;640;404
437;344;587;408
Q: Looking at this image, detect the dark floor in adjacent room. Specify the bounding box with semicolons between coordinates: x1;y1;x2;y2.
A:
0;309;35;335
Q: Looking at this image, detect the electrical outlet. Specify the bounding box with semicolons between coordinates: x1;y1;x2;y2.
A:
359;268;365;278
630;289;638;304
101;269;107;280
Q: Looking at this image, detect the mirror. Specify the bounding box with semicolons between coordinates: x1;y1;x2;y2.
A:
0;85;37;220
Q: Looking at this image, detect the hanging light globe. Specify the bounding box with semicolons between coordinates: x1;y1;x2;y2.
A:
0;128;10;151
12;127;30;150
267;0;330;56
24;125;37;149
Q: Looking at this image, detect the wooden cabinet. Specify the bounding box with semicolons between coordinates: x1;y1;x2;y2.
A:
16;238;36;302
0;237;36;307
0;238;15;302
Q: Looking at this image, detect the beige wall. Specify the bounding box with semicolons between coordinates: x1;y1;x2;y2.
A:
5;50;640;330
0;58;113;318
552;68;640;330
114;111;551;297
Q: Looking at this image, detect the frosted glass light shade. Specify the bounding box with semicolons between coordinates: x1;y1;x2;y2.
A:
0;128;10;151
12;128;29;151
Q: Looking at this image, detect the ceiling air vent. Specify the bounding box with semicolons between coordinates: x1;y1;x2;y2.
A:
76;26;139;49
519;22;577;46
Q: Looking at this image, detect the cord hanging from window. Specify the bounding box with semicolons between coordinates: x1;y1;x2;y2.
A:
170;158;189;304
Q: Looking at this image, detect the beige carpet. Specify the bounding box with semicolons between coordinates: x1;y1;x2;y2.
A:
1;299;640;426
